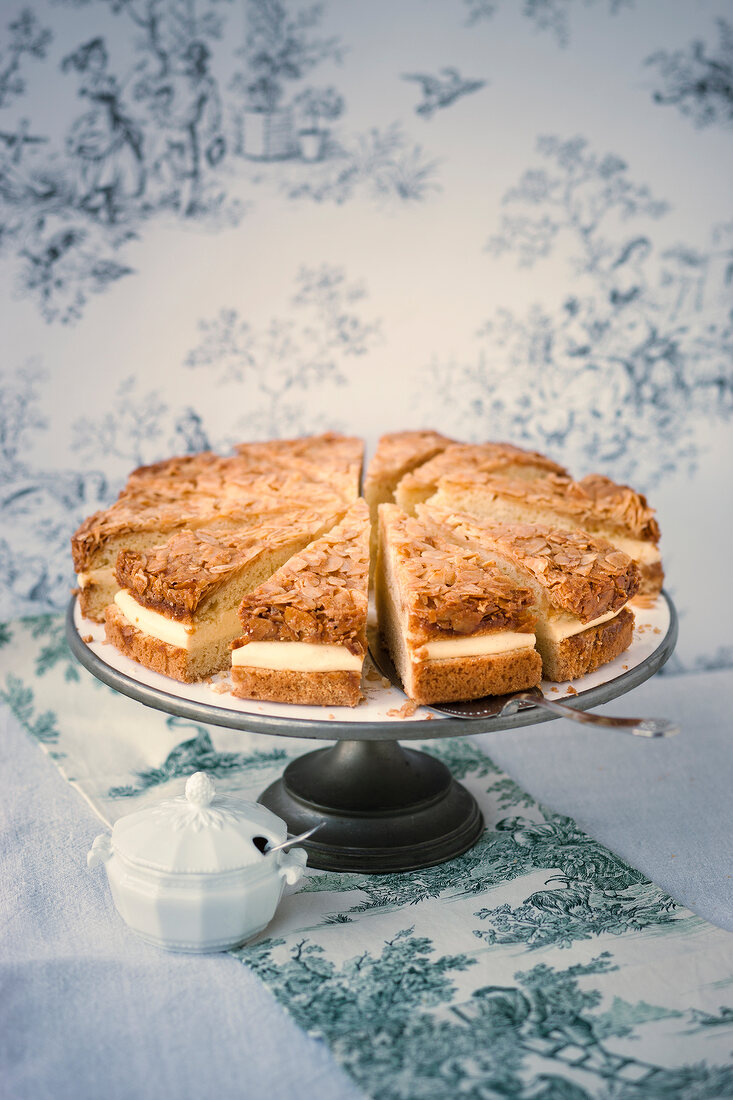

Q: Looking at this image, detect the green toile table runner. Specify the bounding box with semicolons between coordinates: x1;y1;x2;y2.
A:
4;613;733;1099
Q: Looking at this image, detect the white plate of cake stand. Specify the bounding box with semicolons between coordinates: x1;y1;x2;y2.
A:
66;593;678;873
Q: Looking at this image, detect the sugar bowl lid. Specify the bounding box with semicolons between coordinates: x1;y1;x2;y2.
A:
110;772;288;874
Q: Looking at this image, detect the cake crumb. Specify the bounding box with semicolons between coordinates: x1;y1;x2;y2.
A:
550;687;559;693
631;593;658;610
81;634;93;644
387;700;418;718
566;685;578;696
622;664;629;670
365;666;382;682
380;676;391;689
653;627;661;634
210;681;229;695
424;712;434;720
328;713;335;720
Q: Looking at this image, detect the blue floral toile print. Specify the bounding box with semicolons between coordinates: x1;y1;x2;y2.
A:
647;19;733;130
421;135;733;487
3;614;733;1098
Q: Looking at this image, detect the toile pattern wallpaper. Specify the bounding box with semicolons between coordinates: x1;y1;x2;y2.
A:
1;1;731;664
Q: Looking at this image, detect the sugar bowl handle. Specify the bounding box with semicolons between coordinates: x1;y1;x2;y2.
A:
275;846;307;886
87;833;112;869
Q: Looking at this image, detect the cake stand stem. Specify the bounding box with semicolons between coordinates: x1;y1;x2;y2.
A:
258;739;484;873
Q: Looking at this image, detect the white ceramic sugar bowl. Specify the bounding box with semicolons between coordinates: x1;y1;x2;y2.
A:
87;772;307;952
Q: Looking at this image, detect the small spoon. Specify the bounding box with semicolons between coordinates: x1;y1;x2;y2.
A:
265;823;324;855
368;644;679;739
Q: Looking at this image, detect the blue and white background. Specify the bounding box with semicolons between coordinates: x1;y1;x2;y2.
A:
2;0;732;671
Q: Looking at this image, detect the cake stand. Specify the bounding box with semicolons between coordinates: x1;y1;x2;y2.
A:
66;593;678;873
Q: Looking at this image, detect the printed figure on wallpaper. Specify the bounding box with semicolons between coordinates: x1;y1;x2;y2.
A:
421;134;733;486
243;930;733;1099
62;37;144;223
647;18;733;130
0;0;441;322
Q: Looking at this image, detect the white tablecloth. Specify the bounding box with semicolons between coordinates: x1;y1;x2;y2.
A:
2;667;731;1100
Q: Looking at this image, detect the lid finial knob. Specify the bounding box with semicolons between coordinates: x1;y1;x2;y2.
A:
185;772;216;807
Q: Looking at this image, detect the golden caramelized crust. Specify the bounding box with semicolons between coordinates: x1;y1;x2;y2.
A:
419;505;640;622
378;504;536;641
71;495;223;573
395;442;568;510
578;474;660;542
234;433;363;499
234;499;370;653
364;430;454;495
435;471;656;543
115;511;343;619
119;451;225;498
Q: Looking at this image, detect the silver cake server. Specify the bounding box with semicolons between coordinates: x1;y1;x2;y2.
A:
368;641;678;739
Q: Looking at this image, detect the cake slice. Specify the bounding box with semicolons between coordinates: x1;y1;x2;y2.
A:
234;433;364;502
363;430;454;578
577;474;662;596
394;441;568;515
418;504;640;682
376;504;542;705
231;500;370;707
72;492;225;621
430;471;662;596
104;506;345;682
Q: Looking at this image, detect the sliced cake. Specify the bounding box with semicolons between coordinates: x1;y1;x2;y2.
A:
376;504;542;705
105;507;345;682
73;464;350;622
363;430;454;579
394;441;568;516
430;472;662;596
419;504;640;682
231;500;370;707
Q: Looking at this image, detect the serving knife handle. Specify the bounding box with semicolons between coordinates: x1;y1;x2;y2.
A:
507;693;679;739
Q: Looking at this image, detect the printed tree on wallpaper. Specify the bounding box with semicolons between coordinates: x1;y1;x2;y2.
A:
421;135;733;484
231;0;344;162
0;9;52;108
184;264;381;437
72;376;212;471
459;0;633;46
647;19;733;130
0;363;109;615
0;365;216;617
242;931;733;1098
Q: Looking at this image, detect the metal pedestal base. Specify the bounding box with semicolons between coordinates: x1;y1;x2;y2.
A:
258;740;484;873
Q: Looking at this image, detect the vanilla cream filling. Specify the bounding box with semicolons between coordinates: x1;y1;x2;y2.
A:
604;536;660;565
232;641;362;672
77;567;116;590
422;632;537;660
113;590;242;652
544;606;623;643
